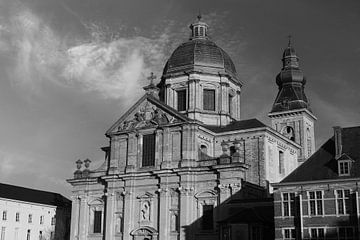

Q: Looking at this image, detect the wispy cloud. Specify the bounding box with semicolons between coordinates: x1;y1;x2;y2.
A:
1;4;170;104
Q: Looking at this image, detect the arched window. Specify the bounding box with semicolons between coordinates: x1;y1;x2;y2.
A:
200;145;208;154
282;126;295;141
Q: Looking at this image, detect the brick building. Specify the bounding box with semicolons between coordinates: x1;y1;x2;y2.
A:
67;16;315;240
273;126;360;240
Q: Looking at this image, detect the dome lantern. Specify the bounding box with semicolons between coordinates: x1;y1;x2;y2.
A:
189;14;209;40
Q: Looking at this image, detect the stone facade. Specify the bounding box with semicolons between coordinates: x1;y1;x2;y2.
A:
67;16;314;240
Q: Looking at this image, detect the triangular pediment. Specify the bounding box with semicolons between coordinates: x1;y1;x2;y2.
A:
106;94;190;135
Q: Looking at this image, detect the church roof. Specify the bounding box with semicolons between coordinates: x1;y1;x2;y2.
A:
163;39;238;82
279;126;360;184
0;183;71;207
203;118;266;133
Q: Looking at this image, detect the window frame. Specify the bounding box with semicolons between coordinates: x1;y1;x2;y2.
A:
2;211;6;221
279;151;285;174
335;189;351;215
282;192;296;217
142;133;156;167
201;204;214;230
176;89;187;112
28;214;33;224
309;227;325;240
338;160;351;176
308;191;324;216
15;212;20;222
203;89;216;111
283;228;296;240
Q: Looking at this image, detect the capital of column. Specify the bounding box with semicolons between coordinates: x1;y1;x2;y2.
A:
178;186;195;196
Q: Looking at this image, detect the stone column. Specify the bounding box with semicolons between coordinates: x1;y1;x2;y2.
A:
181;125;197;167
188;79;195;112
158;187;170;240
161;128;172;168
109;136;120;174
118;136;128;172
122;186;135;240
105;189;116;240
78;196;88;240
156;129;163;167
70;196;80;240
179;187;195;240
236;90;241;120
126;133;138;172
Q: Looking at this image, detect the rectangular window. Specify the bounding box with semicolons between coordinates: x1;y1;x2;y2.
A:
282;192;295;216
27;229;30;240
336;189;351;214
308;191;323;215
40;215;44;224
202;205;214;230
283;228;296;239
338;227;354;240
28;214;33;223
2;211;6;221
279;151;285;174
15;212;20;222
93;210;102;233
228;94;233;115
51;216;56;226
310;228;325;240
203;89;215;111
142;133;156;167
339;161;351;176
39;231;43;240
177;89;186;111
0;227;5;240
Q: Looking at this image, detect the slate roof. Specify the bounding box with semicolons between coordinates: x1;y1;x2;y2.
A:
281;126;360;183
0;183;71;207
203;118;267;133
162;39;239;83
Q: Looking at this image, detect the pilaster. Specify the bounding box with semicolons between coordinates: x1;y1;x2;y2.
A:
105;189;116;240
70;196;80;240
78;196;88;240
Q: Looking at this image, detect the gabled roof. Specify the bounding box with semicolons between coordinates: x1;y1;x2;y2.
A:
281;126;360;183
0;183;71;207
202;118;267;133
106;94;191;136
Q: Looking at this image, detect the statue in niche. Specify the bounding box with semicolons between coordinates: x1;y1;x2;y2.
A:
170;212;178;232
141;201;150;221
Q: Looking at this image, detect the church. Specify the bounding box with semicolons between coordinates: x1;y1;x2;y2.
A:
67;15;316;240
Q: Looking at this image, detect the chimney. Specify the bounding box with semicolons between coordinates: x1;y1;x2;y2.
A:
333;126;342;159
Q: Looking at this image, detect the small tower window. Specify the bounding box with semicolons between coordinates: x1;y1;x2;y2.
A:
306;128;312;157
200;145;208;155
203;89;215;111
177;89;187;111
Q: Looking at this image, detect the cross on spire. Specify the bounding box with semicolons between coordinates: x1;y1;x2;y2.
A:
197;10;202;21
287;34;292;47
147;72;156;85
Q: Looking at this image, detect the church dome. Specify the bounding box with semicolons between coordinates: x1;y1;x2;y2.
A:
162;15;239;83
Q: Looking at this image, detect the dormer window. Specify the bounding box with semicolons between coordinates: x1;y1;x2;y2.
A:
338;160;351;176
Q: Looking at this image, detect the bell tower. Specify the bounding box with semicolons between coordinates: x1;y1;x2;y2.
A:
268;38;316;163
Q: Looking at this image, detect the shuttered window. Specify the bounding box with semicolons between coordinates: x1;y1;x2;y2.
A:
203;89;215;111
142;134;156;167
94;211;102;233
177;90;187;111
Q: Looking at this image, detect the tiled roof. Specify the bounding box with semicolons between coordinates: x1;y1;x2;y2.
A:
0;183;71;207
281;126;360;183
203;118;267;133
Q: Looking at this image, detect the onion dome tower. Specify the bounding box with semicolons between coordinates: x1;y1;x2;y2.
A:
268;38;316;162
158;15;242;126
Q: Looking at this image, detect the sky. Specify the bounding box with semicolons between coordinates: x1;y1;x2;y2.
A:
0;0;359;198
